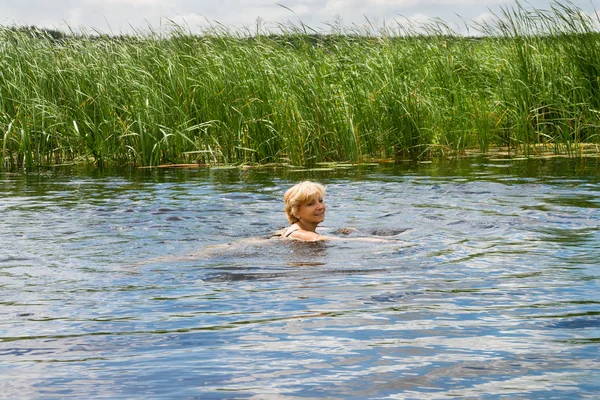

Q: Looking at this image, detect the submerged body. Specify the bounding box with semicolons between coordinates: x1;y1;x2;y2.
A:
137;181;403;266
280;181;404;242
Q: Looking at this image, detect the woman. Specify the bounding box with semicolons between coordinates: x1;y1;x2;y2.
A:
282;181;328;241
136;181;403;265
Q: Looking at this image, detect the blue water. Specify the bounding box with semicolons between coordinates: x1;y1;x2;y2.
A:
1;158;599;399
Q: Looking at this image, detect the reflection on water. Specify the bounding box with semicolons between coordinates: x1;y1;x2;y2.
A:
1;157;599;398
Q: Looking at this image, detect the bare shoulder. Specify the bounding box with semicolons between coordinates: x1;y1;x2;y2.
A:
282;224;300;237
287;229;325;241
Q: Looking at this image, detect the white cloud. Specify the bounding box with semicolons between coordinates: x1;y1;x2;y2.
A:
390;13;431;29
325;1;350;13
368;0;509;5
1;0;599;35
165;13;211;32
295;5;312;16
472;12;495;25
84;0;162;4
67;8;83;26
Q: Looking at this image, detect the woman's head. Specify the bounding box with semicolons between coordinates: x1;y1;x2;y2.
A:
284;181;326;224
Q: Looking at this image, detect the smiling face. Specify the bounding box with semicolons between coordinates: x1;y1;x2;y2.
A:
284;181;326;225
296;193;326;226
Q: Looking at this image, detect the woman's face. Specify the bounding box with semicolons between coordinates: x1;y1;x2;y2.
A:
296;193;326;225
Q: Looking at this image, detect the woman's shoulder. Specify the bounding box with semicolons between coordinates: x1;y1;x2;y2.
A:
283;224;301;238
268;225;300;239
283;225;326;241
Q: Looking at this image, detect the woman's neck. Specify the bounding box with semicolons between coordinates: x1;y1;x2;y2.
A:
296;220;318;233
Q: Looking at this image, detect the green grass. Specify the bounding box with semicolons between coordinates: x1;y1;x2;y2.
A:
1;1;600;169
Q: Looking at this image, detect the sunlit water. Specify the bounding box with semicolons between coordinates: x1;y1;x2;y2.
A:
1;158;599;399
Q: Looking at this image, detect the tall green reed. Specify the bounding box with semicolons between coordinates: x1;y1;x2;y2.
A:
1;1;599;169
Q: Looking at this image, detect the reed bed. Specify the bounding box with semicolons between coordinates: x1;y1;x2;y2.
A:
1;2;599;169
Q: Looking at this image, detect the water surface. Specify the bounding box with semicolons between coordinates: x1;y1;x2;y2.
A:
1;158;599;398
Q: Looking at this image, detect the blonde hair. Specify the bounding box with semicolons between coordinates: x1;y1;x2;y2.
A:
284;181;326;224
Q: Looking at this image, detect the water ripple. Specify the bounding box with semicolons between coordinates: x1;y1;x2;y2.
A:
1;159;599;398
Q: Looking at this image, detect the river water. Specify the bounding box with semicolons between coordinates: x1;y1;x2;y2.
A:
1;157;599;399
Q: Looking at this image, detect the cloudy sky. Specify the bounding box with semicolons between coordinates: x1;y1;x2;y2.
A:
1;0;598;35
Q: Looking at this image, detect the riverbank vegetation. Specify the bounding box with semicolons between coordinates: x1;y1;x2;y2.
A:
1;2;599;169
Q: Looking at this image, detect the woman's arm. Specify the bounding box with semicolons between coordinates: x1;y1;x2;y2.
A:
288;230;397;243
